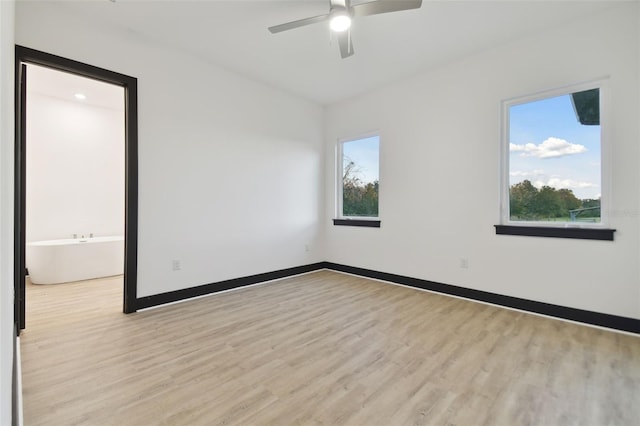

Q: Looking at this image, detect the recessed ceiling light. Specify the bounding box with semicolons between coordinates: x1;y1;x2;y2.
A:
74;93;87;100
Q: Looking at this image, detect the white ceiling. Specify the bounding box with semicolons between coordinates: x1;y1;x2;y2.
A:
45;0;619;105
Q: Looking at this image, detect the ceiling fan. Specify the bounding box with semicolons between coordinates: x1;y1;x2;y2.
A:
268;0;422;59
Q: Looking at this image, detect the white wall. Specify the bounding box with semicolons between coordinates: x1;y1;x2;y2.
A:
15;1;326;298
25;89;125;243
324;4;640;319
4;0;638;422
0;0;15;422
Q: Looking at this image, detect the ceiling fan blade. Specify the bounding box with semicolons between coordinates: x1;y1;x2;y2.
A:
337;31;354;59
351;0;422;18
268;13;330;34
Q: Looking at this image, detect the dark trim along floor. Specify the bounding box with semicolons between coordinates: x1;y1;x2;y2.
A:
135;262;639;334
136;263;326;310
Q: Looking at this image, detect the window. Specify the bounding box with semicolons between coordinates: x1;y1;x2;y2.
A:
334;134;380;227
498;81;615;240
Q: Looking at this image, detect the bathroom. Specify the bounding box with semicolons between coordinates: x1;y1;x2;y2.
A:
25;64;125;287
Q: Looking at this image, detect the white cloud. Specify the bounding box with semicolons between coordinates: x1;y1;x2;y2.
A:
544;178;596;190
510;169;545;178
510;137;587;159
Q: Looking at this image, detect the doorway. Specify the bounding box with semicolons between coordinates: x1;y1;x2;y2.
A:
14;46;138;334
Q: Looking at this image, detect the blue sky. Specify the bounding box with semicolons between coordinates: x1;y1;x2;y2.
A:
343;135;379;184
509;91;601;200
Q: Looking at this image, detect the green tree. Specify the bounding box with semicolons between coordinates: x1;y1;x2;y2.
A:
535;185;562;218
510;180;538;219
510;180;599;221
361;181;379;216
342;158;378;217
557;188;581;214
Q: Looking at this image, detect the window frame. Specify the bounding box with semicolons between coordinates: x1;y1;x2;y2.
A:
498;79;613;239
335;132;381;227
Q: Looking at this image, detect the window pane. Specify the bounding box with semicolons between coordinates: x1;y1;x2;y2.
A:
509;89;601;223
342;136;379;217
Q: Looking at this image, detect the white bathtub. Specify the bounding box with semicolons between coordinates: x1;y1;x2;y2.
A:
26;236;124;284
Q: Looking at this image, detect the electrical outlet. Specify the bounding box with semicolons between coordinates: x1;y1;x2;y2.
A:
172;260;181;271
460;258;469;269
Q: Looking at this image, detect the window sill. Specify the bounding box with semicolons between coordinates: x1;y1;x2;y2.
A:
495;225;615;241
333;219;381;228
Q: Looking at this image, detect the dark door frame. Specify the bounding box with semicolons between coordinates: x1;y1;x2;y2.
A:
14;45;138;334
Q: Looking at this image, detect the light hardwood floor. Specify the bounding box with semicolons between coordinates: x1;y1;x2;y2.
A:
21;271;639;425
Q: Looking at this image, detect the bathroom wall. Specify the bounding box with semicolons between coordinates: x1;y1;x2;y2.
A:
26;66;125;243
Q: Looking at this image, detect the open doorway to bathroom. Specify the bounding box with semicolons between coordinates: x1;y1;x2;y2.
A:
14;46;138;334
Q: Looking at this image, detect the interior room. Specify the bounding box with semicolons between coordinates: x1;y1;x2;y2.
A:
25;64;125;287
0;0;638;424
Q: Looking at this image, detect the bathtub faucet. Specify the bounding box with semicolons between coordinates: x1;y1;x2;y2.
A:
90;233;93;238
73;233;77;239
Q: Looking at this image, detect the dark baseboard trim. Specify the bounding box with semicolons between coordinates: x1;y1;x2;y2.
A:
134;261;638;334
135;262;327;310
323;262;639;334
495;225;615;241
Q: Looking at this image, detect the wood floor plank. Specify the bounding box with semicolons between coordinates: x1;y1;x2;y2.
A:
21;271;640;425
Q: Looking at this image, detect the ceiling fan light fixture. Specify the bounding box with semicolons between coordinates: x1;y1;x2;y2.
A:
330;12;351;32
268;0;423;58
